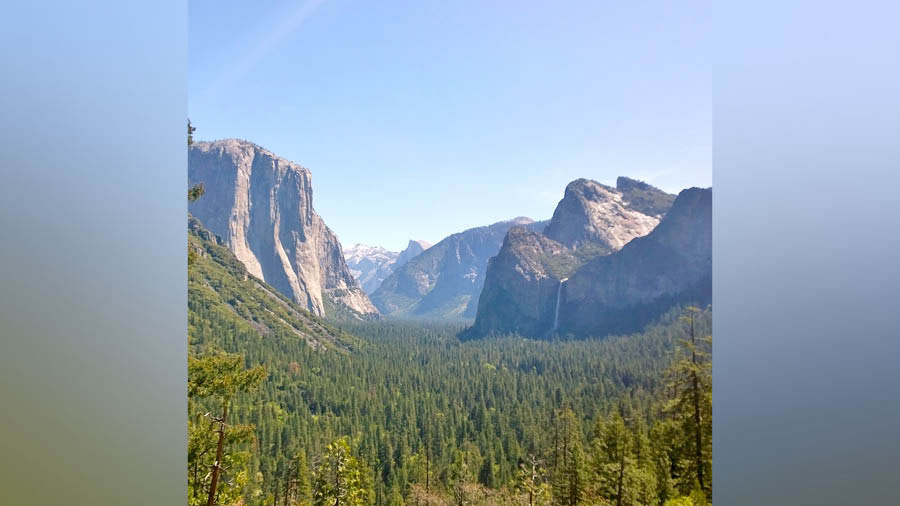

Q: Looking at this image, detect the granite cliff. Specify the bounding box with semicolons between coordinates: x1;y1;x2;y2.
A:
371;218;547;320
468;178;706;339
188;139;378;319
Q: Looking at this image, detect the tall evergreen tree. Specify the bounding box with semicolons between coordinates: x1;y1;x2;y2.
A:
312;437;374;506
664;307;712;500
188;353;266;506
518;455;551;506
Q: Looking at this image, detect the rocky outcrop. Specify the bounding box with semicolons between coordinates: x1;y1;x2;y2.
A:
188;139;378;318
345;240;432;294
542;179;662;251
396;240;431;266
371;218;547;320
560;187;711;337
468;227;576;337
468;178;698;339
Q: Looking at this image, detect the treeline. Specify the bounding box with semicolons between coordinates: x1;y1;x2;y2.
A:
188;302;710;506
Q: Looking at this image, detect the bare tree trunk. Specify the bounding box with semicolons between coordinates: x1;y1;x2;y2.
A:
207;400;229;506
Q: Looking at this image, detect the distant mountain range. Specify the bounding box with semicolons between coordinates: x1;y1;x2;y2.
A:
344;240;432;294
370;218;548;320
187;138;709;337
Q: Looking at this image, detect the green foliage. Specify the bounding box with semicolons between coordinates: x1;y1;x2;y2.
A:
518;456;552;506
663;307;712;501
541;241;611;280
189;118;197;146
616;177;677;218
313;437;375;506
662;488;709;506
188;352;266;400
188;221;361;352
188;352;265;506
188;214;713;505
189;183;205;202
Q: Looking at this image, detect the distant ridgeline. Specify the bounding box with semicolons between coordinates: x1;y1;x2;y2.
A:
187;137;710;340
466;178;711;340
344;240;432;295
370;218;548;320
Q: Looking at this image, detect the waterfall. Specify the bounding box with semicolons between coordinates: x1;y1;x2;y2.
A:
552;278;568;334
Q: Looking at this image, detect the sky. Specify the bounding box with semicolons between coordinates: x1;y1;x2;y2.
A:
189;0;710;251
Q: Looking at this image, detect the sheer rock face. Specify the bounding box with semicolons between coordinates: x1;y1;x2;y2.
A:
469;227;576;337
345;240;432;294
371;218;547;320
188;139;378;318
469;178;700;339
560;187;712;337
543;179;662;250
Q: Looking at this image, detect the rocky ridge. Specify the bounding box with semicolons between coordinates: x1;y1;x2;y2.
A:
469;178;703;339
371;217;547;320
345;240;432;294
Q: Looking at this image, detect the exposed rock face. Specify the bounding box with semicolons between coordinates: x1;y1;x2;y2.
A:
469;178;694;339
396;240;431;266
188;139;378;318
371;218;547;320
469;227;576;337
560;187;711;337
543;179;662;250
345;240;432;294
188;215;359;351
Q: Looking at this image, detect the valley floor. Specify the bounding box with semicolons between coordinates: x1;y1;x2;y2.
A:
189;308;711;506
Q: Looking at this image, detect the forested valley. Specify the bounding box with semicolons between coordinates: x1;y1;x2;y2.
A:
188;218;711;506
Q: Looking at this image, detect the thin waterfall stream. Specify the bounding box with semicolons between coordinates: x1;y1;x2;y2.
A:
552;278;568;333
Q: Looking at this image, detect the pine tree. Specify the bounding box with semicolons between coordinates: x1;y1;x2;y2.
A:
589;412;658;506
188;118;197;146
664;307;712;500
187;119;204;203
282;451;312;506
312;437;374;506
188;352;266;506
477;457;495;488
518;455;551;506
551;408;584;506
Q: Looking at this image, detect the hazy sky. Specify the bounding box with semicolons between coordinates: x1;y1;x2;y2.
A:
189;0;710;251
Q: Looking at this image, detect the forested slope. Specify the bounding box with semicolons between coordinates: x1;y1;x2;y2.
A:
190;240;712;506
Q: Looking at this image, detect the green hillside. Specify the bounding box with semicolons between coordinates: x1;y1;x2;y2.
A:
188;215;359;353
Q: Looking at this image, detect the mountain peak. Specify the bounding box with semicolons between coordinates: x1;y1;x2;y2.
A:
192;139;311;176
407;239;432;251
615;177;676;217
544;178;660;250
616;176;651;191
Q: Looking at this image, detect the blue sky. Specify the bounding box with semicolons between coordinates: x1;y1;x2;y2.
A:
189;0;710;251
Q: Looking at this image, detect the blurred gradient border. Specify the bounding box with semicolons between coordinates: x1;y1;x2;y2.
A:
1;2;186;506
1;1;899;505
